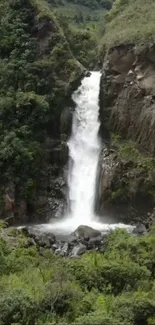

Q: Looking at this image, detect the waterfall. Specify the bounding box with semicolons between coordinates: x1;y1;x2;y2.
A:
40;71;134;234
67;71;101;224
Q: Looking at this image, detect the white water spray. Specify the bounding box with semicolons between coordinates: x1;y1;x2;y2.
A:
39;71;134;234
67;71;101;223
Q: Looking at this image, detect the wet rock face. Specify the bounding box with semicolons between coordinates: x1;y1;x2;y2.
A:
100;45;155;155
1;137;69;226
17;222;149;258
73;225;101;240
99;44;155;225
22;226;56;246
60;107;73;138
96;147;155;226
22;225;108;257
32;139;68;223
133;224;147;236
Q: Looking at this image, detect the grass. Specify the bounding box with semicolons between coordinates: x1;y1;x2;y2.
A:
53;0;106;32
100;0;155;53
110;135;155;203
112;135;155;173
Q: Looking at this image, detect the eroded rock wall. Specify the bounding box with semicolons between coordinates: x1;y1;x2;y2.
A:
100;45;155;154
98;45;155;225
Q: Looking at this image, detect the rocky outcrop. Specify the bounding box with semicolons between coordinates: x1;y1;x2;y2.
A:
100;44;155;154
73;225;101;239
97;147;155;226
21;224;108;257
0;222;143;259
99;45;155;225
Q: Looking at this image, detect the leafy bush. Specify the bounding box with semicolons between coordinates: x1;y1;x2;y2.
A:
0;227;155;324
0;0;83;213
101;0;155;53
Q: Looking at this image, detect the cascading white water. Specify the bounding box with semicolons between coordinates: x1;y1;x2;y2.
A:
37;71;134;234
67;71;101;224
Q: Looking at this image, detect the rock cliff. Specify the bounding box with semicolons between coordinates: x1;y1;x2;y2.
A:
98;45;155;226
98;0;155;225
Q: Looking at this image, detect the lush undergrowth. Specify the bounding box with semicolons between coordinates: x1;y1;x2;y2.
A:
0;0;83;215
100;0;155;54
53;0;107;32
1;226;155;324
49;0;113;11
110;136;155;203
55;11;97;68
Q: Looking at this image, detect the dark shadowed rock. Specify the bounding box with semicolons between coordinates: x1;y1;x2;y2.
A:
99;45;155;226
133;223;147;235
61;242;69;256
73;225;101;240
55;247;62;255
52;243;59;252
65;234;78;243
22;226;56;248
88;235;103;248
70;244;87;257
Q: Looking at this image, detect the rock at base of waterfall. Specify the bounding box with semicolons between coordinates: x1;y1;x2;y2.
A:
88;235;104;249
133;223;147;235
73;225;101;240
55;247;62;255
70;244;87;257
65;234;78;243
61;242;69;256
22;226;56;248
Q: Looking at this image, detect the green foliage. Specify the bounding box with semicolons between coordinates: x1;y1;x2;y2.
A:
110;136;155;204
0;0;83;208
107;0;129;21
117;140;155;176
67;0;113;10
101;0;155;54
1;227;155;324
50;0;114;10
55;12;97;68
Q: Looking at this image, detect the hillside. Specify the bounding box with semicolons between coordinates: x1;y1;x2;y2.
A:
0;0;114;225
100;0;155;52
50;0;114;68
1;1;155;325
0;0;84;223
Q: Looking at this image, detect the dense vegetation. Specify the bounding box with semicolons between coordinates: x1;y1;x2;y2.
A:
0;0;114;218
101;0;155;53
64;0;113;10
55;11;97;68
110;136;155;206
0;0;84;216
49;0;113;10
1;225;155;325
1;0;155;324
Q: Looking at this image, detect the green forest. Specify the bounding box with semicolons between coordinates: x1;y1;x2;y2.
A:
1;224;155;325
1;0;155;324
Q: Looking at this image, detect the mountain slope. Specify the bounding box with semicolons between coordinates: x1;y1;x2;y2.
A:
101;0;155;52
0;0;84;223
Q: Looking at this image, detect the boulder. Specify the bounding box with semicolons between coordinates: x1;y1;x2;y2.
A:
55;247;62;255
70;244;87;257
88;235;103;248
52;243;58;251
22;226;56;248
133;223;147;235
65;234;78;243
73;225;101;240
61;242;69;256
